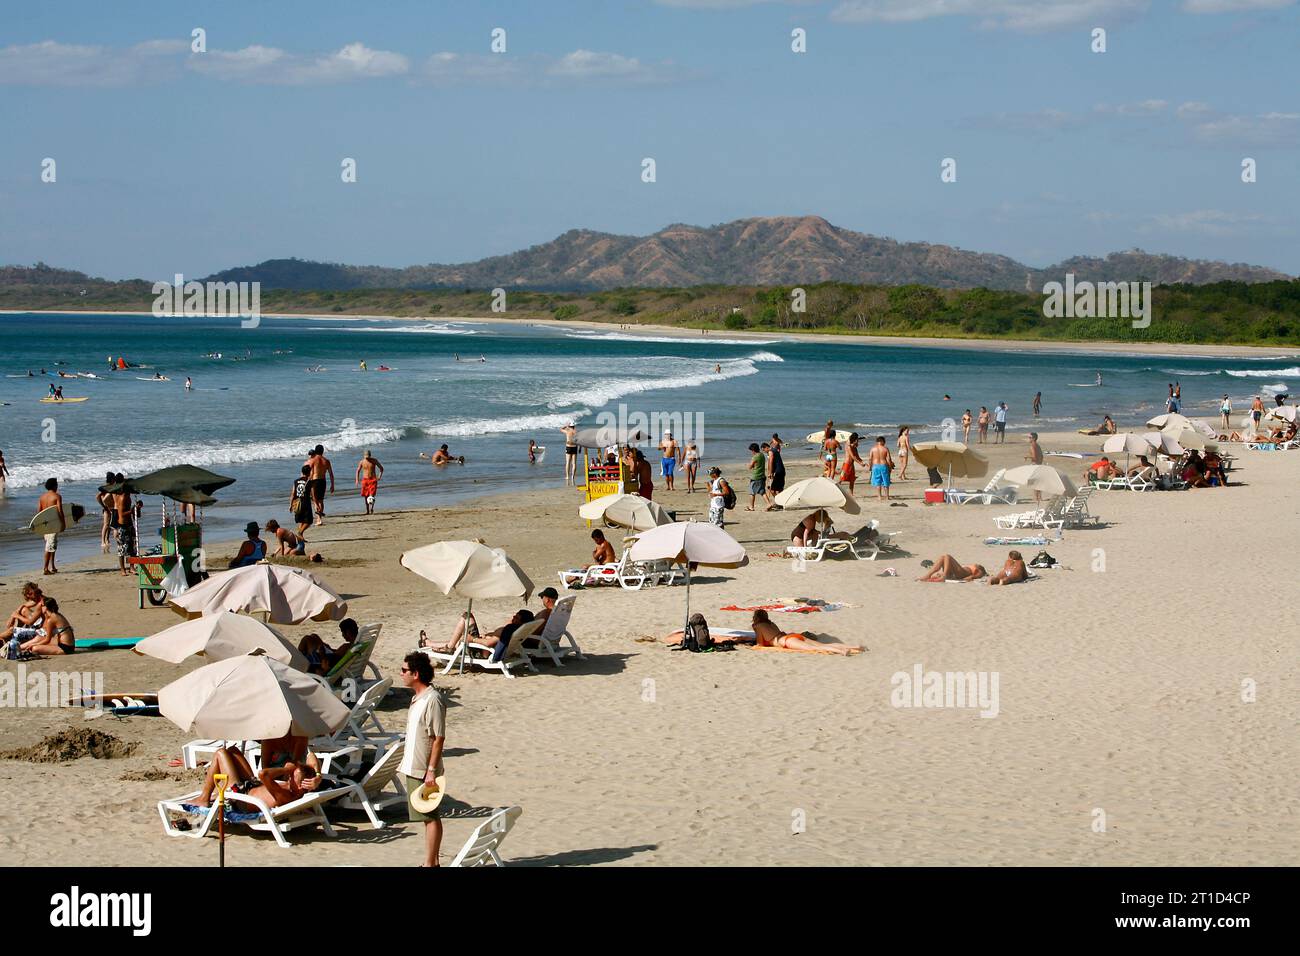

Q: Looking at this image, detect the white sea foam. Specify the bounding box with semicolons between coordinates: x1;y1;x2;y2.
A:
314;324;477;335
564;331;780;346
418;410;591;439
1225;367;1300;378
545;353;777;409
3;424;407;490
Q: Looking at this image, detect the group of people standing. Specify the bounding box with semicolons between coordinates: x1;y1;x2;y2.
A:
819;422;901;500
95;473;143;576
960;403;1009;445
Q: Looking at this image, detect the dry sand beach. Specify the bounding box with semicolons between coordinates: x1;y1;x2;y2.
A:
1;430;1296;867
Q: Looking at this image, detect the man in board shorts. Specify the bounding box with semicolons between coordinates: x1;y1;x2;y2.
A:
305;445;334;526
658;431;680;491
355;450;383;516
867;436;893;501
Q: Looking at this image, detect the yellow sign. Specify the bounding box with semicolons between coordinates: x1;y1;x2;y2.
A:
586;480;622;502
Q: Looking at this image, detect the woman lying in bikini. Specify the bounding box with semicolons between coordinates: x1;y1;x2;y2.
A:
918;554;987;582
192;739;322;809
750;609;863;656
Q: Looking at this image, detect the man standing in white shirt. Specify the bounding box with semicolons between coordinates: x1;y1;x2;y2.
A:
994;402;1008;444
399;652;446;866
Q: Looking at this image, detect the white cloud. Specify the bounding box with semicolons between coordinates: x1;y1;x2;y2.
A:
830;0;1149;31
548;50;654;79
419;49;678;86
0;39;183;86
1142;210;1268;237
189;42;409;84
1185;110;1300;145
1181;0;1295;13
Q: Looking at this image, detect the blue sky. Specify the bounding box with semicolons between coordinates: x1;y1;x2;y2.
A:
1;0;1296;280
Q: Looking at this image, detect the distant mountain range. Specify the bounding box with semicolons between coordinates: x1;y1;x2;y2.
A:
4;216;1290;292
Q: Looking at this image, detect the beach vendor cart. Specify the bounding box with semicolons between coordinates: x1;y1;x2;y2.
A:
100;465;235;608
574;425;649;515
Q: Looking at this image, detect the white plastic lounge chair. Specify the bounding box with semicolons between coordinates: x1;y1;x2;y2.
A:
331;739;408;827
955;469;1016;505
994;495;1065;530
422;618;543;678
522;596;583;667
786;538;851;563
847;520;902;560
158;781;353;849
1061;487;1100;528
448;806;523;867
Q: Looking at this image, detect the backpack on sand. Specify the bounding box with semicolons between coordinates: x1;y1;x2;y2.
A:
678;613;713;653
1029;550;1057;569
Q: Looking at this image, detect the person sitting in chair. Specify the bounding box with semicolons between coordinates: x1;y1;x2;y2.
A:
228;522;267;568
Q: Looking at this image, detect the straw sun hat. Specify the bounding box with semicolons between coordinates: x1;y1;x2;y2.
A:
409;773;449;814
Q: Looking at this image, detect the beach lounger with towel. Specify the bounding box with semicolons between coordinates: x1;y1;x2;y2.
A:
158;781;355;849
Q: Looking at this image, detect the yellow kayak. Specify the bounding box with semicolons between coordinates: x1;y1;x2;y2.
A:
40;396;90;403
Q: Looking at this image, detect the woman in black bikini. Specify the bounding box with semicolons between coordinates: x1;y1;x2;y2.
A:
193;736;321;808
16;597;75;656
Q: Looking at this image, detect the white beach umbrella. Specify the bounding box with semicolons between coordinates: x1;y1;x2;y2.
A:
1000;464;1078;498
159;653;350;740
1146;412;1212;436
628;521;748;637
1265;405;1297;424
400;540;534;673
167;564;347;624
910;441;989;489
578;493;674;532
134;610;307;669
773;476;861;515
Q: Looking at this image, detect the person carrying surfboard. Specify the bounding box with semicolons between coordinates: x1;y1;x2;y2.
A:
37;478;65;574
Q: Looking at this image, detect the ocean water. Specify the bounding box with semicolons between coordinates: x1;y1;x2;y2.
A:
0;312;1295;574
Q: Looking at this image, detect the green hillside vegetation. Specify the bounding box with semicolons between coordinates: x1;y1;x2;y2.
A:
2;267;1298;346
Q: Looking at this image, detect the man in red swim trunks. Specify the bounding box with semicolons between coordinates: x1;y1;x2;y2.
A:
355;450;383;516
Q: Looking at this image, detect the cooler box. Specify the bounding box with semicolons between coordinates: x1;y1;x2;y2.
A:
924;489;946;504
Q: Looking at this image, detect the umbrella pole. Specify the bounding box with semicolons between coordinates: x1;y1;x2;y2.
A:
683;565;691;639
214;773;227;868
459;598;473;674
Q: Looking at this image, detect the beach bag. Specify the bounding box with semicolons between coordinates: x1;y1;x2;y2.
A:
1029;551;1057;569
680;613;712;653
721;480;737;511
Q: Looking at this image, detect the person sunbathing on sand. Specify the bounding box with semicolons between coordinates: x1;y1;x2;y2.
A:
988;550;1029;586
751;609;863;655
918;554;986;582
1080;416;1116;436
192;741;321;809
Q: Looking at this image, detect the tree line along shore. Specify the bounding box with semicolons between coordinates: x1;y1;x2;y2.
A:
2;271;1299;346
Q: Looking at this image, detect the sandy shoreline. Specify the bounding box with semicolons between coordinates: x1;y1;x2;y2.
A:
3;308;1297;359
2;431;1296;866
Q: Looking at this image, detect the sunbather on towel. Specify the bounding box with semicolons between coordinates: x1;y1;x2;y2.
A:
422;609;534;656
988;551;1029;586
751;609;863;655
918;554;986;582
193;741;321;809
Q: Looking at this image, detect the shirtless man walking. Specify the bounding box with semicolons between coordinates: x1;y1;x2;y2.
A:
561;422;578;485
355;450;383;515
305;445;334;526
866;436;894;501
658;431;681;491
37;478;65;575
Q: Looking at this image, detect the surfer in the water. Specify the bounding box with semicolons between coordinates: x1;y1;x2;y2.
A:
1096;372;1103;386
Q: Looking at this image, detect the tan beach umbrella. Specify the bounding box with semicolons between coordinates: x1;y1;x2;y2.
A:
1146;412;1213;436
628;521;748;636
401;540;534;673
1102;432;1156;474
773;476;861;515
135;610;308;669
167;564;347;624
1143;431;1186;455
578;493;674;532
1000;464;1078;498
910;441;988;488
572;425;648;448
160;653;350;740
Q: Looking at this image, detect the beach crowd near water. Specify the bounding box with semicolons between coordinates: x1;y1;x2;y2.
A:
1;322;1298;868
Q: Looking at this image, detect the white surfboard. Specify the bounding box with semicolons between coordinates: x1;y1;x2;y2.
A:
806;429;854;444
28;502;86;535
